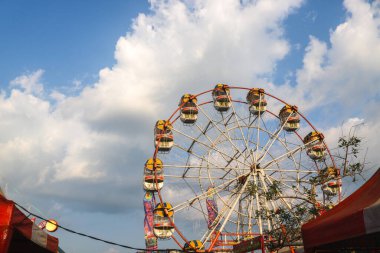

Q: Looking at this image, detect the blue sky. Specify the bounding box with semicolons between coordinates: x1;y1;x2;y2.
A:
0;0;379;252
0;0;345;91
0;0;149;92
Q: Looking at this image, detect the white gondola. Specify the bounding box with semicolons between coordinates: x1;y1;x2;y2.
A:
279;105;300;132
179;94;198;124
319;167;339;182
143;158;164;191
322;181;341;196
246;88;267;115
304;132;326;160
212;84;231;112
154;120;174;153
153;203;175;239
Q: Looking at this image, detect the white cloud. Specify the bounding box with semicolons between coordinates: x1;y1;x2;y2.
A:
10;69;44;96
0;0;304;214
271;0;380;112
295;0;380;168
261;0;380;171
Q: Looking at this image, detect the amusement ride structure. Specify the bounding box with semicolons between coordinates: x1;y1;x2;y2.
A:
143;85;342;252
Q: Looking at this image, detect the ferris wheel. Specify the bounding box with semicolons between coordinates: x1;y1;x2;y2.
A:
143;85;342;252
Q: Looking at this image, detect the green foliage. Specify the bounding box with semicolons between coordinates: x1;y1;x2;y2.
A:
265;180;281;200
246;181;258;196
264;205;311;251
338;136;361;157
338;135;365;179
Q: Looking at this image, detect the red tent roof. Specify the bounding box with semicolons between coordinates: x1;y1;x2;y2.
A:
302;169;380;252
0;194;59;253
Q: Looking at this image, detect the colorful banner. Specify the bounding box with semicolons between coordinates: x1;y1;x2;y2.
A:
206;187;219;229
144;191;157;251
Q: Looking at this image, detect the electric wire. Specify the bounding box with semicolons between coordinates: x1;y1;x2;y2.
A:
14;201;180;252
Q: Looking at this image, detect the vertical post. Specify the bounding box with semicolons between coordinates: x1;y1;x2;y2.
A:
260;235;266;253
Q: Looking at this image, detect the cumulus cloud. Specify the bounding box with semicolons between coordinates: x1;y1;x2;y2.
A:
263;0;380;168
10;69;44;96
266;0;379;105
0;0;304;214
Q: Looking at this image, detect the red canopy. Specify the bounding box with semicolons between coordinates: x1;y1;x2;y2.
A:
302;169;380;252
0;194;59;253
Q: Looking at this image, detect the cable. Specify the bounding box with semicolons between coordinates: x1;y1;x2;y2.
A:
14;201;179;252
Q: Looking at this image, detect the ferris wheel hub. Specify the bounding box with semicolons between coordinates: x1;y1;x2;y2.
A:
250;163;261;173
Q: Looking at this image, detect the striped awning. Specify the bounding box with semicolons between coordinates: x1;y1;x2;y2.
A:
0;194;59;253
302;168;380;252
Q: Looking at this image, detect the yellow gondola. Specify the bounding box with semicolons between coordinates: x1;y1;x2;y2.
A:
153;202;175;239
303;131;326;160
154;120;174;153
179;94;198;124
143;158;164;191
246;88;267;115
279;105;300;132
212;84;231;112
318;167;339;182
322;181;341;196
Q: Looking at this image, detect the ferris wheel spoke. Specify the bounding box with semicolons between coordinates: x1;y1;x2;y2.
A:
244;113;260;164
257;173;278;231
172;143;237;176
172;128;251;168
183;177;209;224
261;178;309;231
259;173;280;214
194;121;214;145
200;194;238;243
261;136;322;172
262;175;295;215
251;174;263;234
264;168;317;173
253;105;263;164
220;112;244;164
171;171;251;213
163;164;248;171
229;100;254;165
164;174;238;180
202;174;253;247
218;146;251;181
257;113;292;165
246;194;254;234
196;104;247;161
266;174;313;201
203;122;246;173
206;174;253;251
260;143;307;171
272;130;306;190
